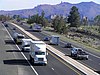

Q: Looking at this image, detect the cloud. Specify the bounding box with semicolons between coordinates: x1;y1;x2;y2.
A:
0;0;100;10
0;0;34;10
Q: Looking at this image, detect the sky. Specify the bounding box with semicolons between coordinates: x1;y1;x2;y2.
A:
0;0;100;11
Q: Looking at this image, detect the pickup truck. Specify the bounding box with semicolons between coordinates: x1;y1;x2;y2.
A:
71;48;89;60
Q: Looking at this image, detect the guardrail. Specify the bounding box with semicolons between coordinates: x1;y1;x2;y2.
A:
10;22;99;75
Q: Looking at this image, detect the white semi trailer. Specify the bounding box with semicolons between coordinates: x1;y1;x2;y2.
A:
50;35;60;45
29;41;48;65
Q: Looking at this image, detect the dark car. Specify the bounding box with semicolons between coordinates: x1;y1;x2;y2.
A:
43;36;50;41
29;25;32;29
64;43;73;48
5;24;8;27
12;27;16;30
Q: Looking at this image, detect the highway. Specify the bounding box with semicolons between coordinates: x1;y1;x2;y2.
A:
8;22;100;74
0;22;85;75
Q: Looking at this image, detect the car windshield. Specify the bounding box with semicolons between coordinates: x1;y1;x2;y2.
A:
35;52;45;55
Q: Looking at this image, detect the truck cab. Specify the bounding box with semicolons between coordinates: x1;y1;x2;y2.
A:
21;39;32;51
71;48;88;60
30;41;48;65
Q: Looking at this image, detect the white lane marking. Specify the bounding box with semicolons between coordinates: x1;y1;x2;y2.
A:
52;68;54;70
61;41;100;59
3;24;38;75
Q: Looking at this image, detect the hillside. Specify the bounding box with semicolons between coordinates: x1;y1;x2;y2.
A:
0;1;100;19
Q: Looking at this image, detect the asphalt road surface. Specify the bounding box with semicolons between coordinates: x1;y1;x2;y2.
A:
0;22;36;75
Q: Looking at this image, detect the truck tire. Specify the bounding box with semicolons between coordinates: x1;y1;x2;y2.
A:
86;58;88;60
71;53;73;57
21;48;24;52
30;56;32;63
56;44;58;45
14;38;17;43
43;63;47;66
30;56;34;65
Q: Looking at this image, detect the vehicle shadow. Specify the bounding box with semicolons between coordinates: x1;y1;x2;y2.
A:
48;43;58;46
65;54;71;57
65;54;87;60
3;59;29;66
30;62;46;66
5;39;15;45
71;57;87;60
45;29;54;32
25;29;33;32
26;29;42;32
6;49;29;53
6;50;21;52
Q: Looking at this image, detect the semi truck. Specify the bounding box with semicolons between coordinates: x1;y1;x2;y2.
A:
50;35;60;45
21;39;32;51
29;41;48;65
71;47;89;60
13;32;25;44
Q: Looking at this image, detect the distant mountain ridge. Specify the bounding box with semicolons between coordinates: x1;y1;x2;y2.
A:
0;1;100;19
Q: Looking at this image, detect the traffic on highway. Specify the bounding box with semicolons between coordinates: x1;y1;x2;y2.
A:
0;0;100;75
0;21;99;75
0;22;86;75
14;21;100;72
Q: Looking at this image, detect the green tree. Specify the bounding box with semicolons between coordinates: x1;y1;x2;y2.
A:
99;26;100;33
52;16;68;34
27;11;49;27
0;15;6;21
27;14;40;24
94;15;100;25
41;11;45;18
27;18;33;24
52;15;59;31
94;15;100;33
42;18;49;28
13;15;23;22
0;15;11;21
58;17;65;33
68;6;80;27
